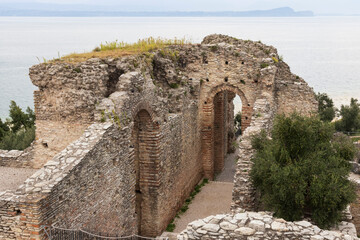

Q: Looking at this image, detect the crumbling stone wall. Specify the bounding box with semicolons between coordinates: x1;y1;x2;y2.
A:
0;145;33;168
275;62;318;115
178;211;358;239
29;59;119;168
0;34;319;238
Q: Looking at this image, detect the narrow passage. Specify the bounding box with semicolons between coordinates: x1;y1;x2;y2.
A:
171;145;239;233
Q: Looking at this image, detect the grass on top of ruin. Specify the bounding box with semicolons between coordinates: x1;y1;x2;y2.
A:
52;37;192;63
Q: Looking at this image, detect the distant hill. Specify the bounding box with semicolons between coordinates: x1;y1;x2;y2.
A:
0;7;314;17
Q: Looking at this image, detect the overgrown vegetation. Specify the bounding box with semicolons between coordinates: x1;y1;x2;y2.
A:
0;101;36;150
166;178;209;232
316;93;336;122
335;98;360;133
250;113;356;229
59;37;191;63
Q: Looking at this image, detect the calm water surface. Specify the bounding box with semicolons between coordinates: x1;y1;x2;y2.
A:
1;16;360;118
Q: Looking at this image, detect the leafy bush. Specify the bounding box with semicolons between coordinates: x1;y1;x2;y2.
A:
0;101;35;150
250;113;356;228
0;118;9;140
332;133;357;161
335;98;360;133
0;126;35;150
316;92;335;122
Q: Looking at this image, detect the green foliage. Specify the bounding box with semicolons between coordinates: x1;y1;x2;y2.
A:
0;101;36;150
260;63;269;69
332;133;357;161
316;93;336;122
167;178;209;229
9;101;35;132
0;126;35;150
335;98;360;133
251;114;356;228
166;221;176;232
169;83;179;89
73;67;82;73
0;118;9;140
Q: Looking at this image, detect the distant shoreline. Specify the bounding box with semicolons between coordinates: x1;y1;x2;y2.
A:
0;7;314;17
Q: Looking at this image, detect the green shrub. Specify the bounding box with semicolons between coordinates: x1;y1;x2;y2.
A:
250;113;356;229
335;98;360;133
166;222;176;232
0;101;36;150
332;133;357;161
316;93;335;122
0;126;35;150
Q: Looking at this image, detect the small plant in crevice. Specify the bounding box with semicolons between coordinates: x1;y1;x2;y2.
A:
100;110;106;123
73;67;82;73
272;57;279;63
169;83;179;89
166;221;176;232
260;63;269;69
165;178;209;232
210;45;219;52
240;80;246;85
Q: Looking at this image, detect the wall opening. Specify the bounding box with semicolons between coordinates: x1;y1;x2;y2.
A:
132;109;161;237
105;69;124;97
213;91;241;174
201;85;252;180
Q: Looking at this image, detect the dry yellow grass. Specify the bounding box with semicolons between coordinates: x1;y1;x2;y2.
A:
55;37;191;63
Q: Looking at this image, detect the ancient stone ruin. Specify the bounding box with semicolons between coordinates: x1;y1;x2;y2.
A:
0;34;336;239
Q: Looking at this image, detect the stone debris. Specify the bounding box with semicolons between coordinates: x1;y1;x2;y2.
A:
178;211;359;240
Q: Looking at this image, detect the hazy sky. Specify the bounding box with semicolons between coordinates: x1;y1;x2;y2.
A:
1;0;360;14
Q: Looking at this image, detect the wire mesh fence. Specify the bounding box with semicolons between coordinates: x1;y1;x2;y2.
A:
42;226;169;240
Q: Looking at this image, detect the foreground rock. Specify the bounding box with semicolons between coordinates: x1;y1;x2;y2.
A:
178;211;358;240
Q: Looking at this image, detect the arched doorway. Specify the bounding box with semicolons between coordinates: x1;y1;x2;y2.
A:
132;109;161;237
201;85;253;180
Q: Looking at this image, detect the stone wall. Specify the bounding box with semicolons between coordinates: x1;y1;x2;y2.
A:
0;34;320;238
0;194;18;239
275;62;318;115
232;94;277;211
178;211;358;240
1;123;137;239
0;145;33;168
32;120;89;168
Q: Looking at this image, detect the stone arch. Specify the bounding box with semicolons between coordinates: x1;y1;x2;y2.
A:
131;108;161;237
201;84;254;179
206;84;252;133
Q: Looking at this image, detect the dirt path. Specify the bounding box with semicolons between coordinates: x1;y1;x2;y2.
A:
165;140;239;235
172;181;234;233
215;147;239;182
0;167;37;192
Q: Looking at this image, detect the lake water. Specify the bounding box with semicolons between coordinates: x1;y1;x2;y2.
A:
1;16;360;119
